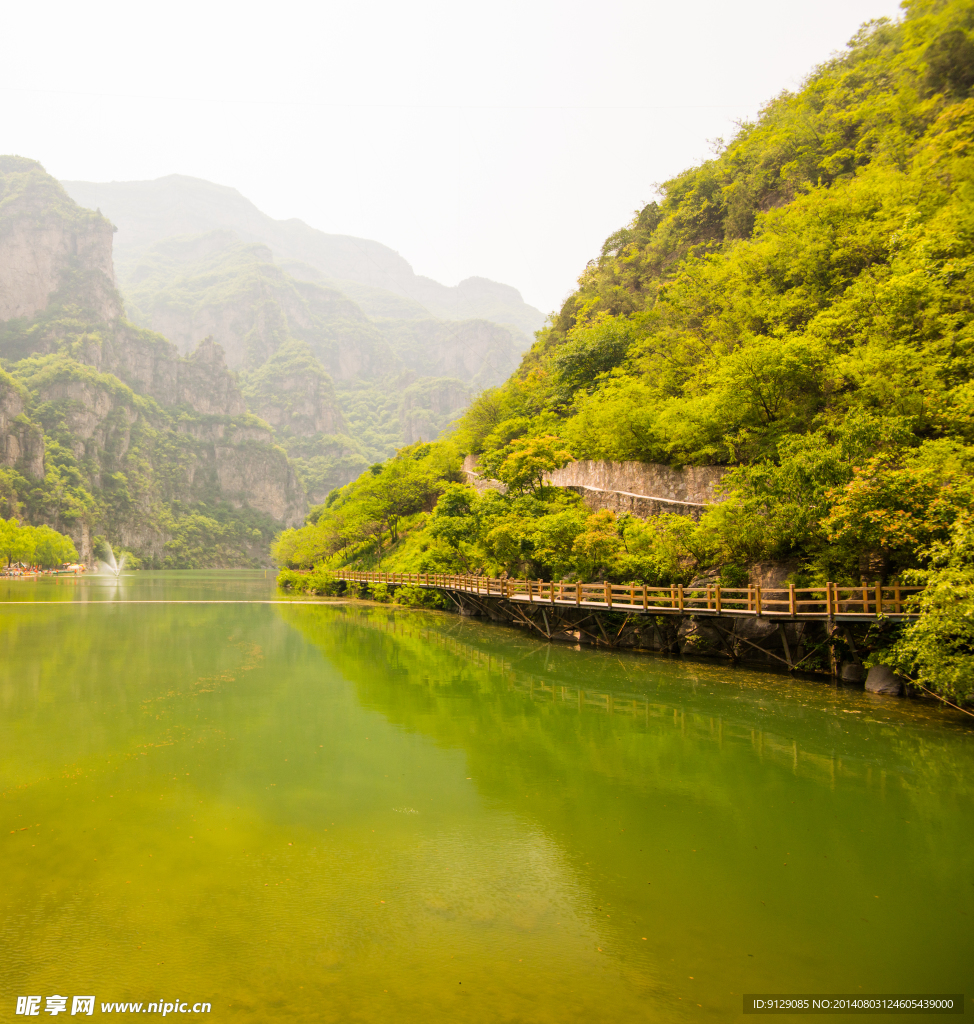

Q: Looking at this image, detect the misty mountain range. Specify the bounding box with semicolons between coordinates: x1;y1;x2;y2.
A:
62;175;544;335
57;173;545;497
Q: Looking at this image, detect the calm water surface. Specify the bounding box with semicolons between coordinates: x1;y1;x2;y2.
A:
1;571;971;1022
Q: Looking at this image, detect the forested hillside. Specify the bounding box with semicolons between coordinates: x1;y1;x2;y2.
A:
277;0;974;701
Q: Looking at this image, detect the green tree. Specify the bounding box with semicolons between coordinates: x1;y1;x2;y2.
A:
571;510;624;579
824;441;974;580
884;512;974;704
0;517;77;567
427;484;480;569
550;318;636;400
494;435;573;496
32;524;78;567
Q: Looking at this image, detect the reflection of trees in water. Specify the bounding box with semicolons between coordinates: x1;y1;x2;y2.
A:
276;601;974;995
280;603;974;815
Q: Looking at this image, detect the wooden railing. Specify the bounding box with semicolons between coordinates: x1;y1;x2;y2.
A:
331;571;922;620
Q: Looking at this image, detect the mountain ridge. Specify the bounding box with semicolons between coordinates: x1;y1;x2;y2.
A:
61;174;545;334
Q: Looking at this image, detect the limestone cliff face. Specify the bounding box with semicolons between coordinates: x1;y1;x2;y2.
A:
32;377;139;478
398;378;471;444
0;372;44;480
0;156;309;563
172;415;305;522
63;324;181;403
173;338;247;415
68;327;245;416
378;318;529;390
0;156;120;322
247;374;344;436
238;337;346;444
212;443;305;524
25;356;305;529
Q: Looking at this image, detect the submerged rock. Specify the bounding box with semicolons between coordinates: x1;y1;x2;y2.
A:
840;661;864;685
865;664;906;696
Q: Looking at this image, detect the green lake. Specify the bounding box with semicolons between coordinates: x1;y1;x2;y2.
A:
1;571;971;1021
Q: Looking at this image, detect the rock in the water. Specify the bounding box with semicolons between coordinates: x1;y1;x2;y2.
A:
865;664;906;696
840;661;864;684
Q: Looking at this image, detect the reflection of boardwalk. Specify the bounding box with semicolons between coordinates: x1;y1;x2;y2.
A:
330;608;897;792
335;571;922;622
513;677;858;787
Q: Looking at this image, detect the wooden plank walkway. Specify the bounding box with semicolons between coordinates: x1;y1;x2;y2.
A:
333;571;922;622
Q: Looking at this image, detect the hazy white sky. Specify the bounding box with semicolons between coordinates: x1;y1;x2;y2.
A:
3;0;904;315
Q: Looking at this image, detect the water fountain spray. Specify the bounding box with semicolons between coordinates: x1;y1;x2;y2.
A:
98;543;127;578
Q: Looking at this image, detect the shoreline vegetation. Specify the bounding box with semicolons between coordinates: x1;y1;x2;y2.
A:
0;515;78;572
275;1;974;708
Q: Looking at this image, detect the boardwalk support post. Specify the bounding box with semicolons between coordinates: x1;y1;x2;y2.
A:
778;624;793;670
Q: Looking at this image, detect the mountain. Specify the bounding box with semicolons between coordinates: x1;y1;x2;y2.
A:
120;230;392;375
61;174;546;335
115;230;527;387
0;156;304;566
0;160;118;324
53;178;537;498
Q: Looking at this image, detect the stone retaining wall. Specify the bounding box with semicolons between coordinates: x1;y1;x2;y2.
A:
557;485;707;519
545;459;725;504
461;455;726;518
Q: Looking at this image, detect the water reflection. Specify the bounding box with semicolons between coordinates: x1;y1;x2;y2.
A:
281;601;974;1009
299;602;972;791
0;575;970;1023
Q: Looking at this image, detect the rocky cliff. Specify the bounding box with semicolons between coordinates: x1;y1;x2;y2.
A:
377;317;526;390
0;368;44;481
7;337;306;561
240;339;345;436
399;378;471;445
0;157;119;322
121;232;389;375
0;157;306;566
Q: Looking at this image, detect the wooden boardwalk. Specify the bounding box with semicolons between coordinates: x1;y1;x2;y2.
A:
333;571;922;623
